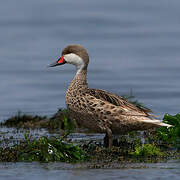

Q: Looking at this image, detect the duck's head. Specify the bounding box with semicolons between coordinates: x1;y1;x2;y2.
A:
49;44;89;73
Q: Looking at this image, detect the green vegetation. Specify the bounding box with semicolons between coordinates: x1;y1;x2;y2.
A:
49;109;76;132
157;113;180;149
1;111;47;128
132;144;163;157
1;109;76;132
0;110;179;164
0;133;88;162
130;113;180;159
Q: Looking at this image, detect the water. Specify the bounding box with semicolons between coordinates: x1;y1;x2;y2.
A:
0;160;180;180
1;0;180;120
0;0;180;178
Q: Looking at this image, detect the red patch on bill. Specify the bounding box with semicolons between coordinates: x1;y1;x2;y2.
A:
58;56;63;64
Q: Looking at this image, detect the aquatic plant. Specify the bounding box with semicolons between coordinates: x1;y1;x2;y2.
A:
131;144;163;157
0;111;47;128
157;113;180;149
48;109;76;132
18;134;87;162
1;109;76;132
1;109;180;164
0;133;88;162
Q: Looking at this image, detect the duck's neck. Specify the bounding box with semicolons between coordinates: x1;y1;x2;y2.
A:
69;68;88;90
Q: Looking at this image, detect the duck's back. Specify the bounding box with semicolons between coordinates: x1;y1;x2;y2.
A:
66;81;163;134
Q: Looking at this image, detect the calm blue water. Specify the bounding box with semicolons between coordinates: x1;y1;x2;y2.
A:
0;0;180;178
0;0;180;120
0;161;180;180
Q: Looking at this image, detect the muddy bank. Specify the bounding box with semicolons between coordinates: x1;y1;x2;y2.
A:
0;109;77;132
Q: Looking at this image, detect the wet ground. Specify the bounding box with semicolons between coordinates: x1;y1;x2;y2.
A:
0;126;179;179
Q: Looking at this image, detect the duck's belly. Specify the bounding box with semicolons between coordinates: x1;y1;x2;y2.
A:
69;111;146;134
68;105;155;135
68;109;106;133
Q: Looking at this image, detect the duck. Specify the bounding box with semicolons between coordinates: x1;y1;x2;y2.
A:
49;44;172;147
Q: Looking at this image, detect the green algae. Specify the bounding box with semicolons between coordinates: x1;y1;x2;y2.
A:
0;111;49;129
82;142;179;166
0;130;179;163
1;109;76;132
157;113;180;149
19;134;88;162
48;109;76;132
132;144;163;157
0;133;88;163
0;110;180;164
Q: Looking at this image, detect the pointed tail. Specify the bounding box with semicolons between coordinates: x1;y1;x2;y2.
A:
141;119;172;128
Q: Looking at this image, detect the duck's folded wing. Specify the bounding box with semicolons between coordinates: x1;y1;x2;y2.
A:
88;88;152;117
83;93;172;130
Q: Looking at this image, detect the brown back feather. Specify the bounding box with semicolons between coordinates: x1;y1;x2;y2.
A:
88;88;152;116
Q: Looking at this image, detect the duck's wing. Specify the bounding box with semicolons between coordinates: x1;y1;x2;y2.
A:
88;88;153;117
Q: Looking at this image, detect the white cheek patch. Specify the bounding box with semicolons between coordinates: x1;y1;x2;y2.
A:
64;53;85;73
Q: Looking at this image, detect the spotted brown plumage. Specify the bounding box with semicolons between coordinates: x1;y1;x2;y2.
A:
49;44;172;147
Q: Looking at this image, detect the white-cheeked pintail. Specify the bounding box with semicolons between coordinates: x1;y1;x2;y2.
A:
49;44;172;147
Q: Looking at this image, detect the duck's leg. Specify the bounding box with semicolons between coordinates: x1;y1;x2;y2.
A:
104;126;113;148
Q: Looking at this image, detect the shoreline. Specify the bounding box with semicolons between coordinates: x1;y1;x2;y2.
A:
0;109;179;165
